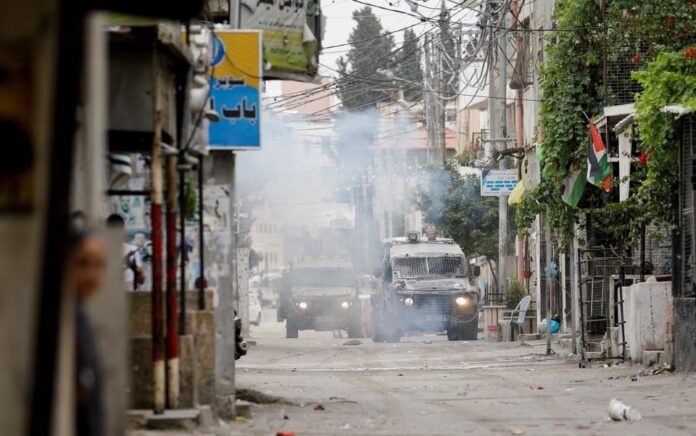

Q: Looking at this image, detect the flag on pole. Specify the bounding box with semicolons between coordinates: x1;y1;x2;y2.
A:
508;180;526;205
562;162;586;207
587;121;613;191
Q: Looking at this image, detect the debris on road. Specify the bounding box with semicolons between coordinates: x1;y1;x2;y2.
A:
237;388;296;405
314;404;325;411
343;339;362;346
529;385;544;390
608;399;642;421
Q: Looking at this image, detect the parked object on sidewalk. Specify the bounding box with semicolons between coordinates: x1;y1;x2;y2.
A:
537;317;560;334
607;399;642;421
235;316;249;360
498;295;531;341
249;292;262;326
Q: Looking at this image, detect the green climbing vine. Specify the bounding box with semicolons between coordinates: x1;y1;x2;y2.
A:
515;0;603;240
516;0;696;249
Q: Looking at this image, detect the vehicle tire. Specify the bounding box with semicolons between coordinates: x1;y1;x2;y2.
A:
348;304;363;338
371;306;402;343
448;316;478;341
384;329;401;343
286;319;299;339
447;327;462;341
371;311;385;343
348;318;362;338
460;317;478;340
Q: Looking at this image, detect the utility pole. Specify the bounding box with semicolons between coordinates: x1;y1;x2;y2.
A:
437;0;447;163
488;1;509;294
424;34;435;164
165;151;179;409
151;67;165;415
497;3;509;295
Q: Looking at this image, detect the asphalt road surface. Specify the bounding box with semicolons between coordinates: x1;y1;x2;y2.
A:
229;309;696;435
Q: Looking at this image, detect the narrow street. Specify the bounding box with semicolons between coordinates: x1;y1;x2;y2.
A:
227;310;696;435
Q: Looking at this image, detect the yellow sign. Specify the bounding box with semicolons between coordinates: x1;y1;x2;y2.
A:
209;30;262;149
210;31;261;89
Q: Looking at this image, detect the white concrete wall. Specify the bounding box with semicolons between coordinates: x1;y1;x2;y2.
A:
624;279;673;363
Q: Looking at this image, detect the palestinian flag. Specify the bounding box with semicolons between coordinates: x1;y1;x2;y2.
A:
587;121;613;191
562;162;586;207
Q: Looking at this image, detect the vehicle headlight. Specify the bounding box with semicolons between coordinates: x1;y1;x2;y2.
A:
297;301;308;310
341;301;350;309
404;297;414;306
455;296;469;306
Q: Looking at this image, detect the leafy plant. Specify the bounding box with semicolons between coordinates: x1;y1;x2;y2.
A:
504;278;527;310
416;161;499;259
515;0;696;251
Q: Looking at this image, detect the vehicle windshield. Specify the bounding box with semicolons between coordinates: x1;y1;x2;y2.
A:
293;268;356;287
392;256;467;279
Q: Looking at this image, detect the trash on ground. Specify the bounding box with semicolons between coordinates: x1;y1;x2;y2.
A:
529;385;544;390
314;404;325;411
237;388;296;405
608;398;642;421
343;339;362;346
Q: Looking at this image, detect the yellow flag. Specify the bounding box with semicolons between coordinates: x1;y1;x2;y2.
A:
508;180;526;205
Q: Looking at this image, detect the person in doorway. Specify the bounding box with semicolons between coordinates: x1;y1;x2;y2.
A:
67;224;107;436
106;214;144;290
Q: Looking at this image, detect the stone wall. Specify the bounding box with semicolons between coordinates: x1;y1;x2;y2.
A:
128;290;215;409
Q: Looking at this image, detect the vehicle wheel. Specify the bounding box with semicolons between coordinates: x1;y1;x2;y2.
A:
448;317;478;341
371;307;401;343
348;305;362;338
447;327;462;341
371;311;386;343
384;329;401;343
460;317;479;340
348;318;362;338
286;319;299;338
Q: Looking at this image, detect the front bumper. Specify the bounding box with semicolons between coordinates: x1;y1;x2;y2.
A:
391;292;478;331
289;297;357;331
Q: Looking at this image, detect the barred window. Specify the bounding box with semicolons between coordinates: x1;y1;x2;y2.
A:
392;256;465;279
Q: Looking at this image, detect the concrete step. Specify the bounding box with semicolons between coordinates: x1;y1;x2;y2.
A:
127;409;200;431
235;400;253;418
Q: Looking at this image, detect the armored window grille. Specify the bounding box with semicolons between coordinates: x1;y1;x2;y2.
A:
393;256;463;278
393;258;428;278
